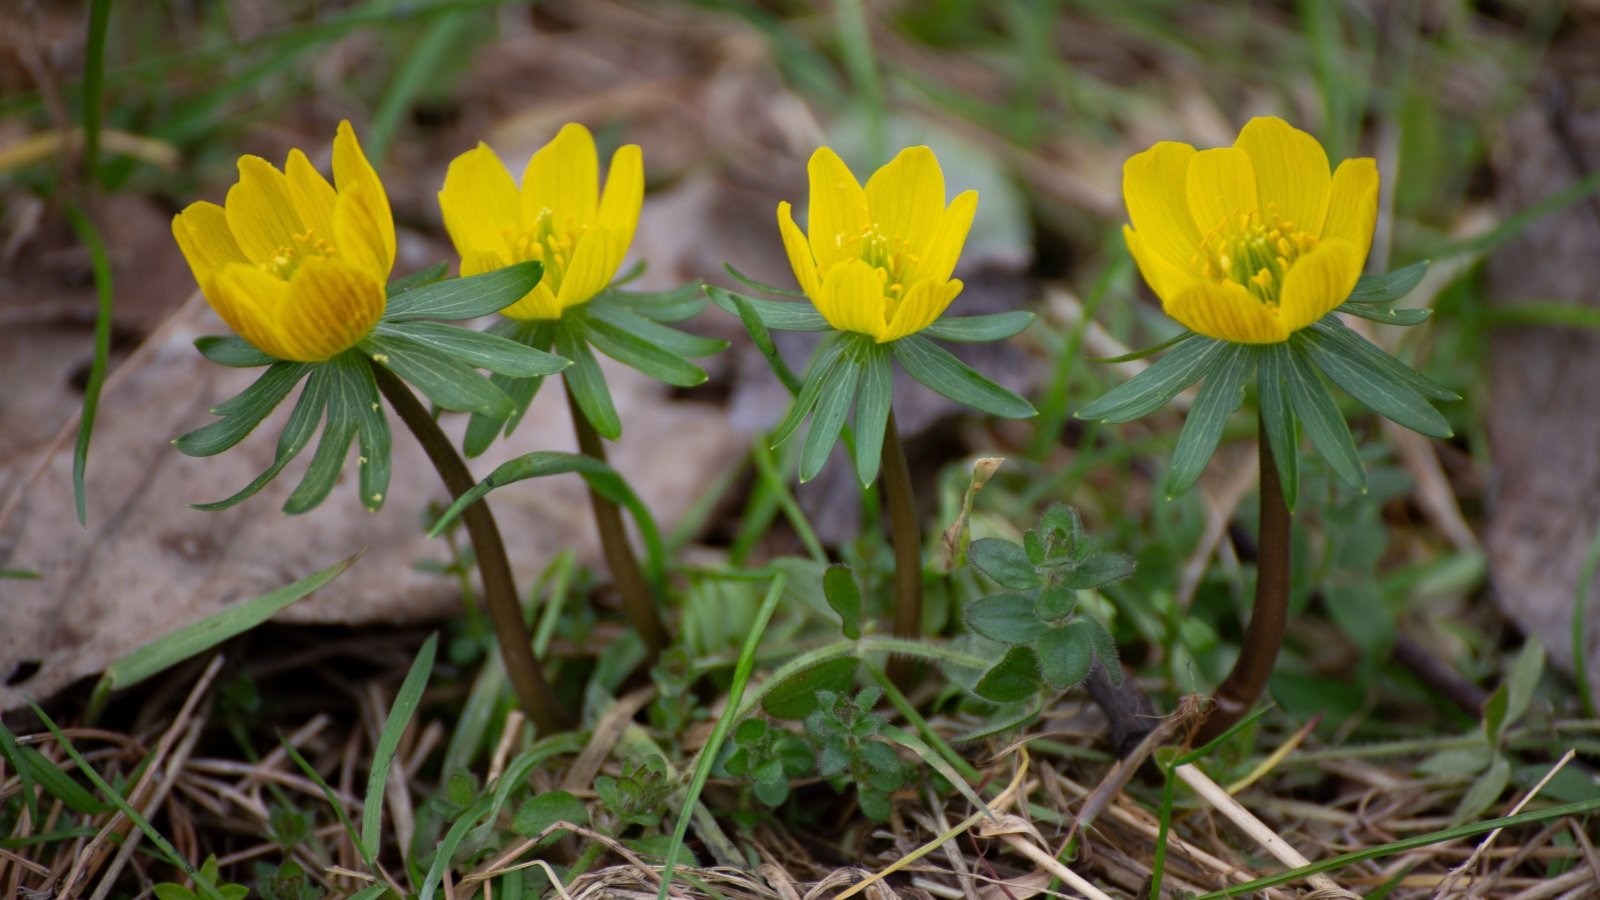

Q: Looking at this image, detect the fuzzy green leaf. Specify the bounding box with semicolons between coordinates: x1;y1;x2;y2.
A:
194;335;276;368
823;565;862;640
555;329;622;440
920;311;1035;343
1166;343;1253;497
1059;552;1136;590
969;538;1042;590
893;334;1036;419
762;657;859;720
373;321;569;378
705;285;829;331
1035;623;1094;689
382;260;543;321
964;593;1040;644
852;343;893;486
974;646;1041;702
1295;328;1452;438
1284;345;1367;492
174;361;310;457
1077;335;1225;423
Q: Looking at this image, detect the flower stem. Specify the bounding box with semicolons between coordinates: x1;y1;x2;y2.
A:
562;382;668;656
371;361;569;735
881;412;922;678
1193;415;1290;745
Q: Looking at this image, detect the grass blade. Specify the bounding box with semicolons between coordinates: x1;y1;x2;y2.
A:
66;207;114;526
362;633;438;862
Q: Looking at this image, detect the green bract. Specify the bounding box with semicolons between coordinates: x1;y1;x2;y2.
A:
175;261;568;514
708;277;1036;486
462;283;729;454
1077;261;1456;508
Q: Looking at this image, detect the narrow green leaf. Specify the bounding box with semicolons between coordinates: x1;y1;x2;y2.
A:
1256;344;1300;512
283;358;363;515
362;634;437;861
1347;261;1428;304
1166;343;1252;497
722;262;807;297
0;723;109;815
555;329;621;440
1284;346;1366;492
385;261;449;298
602;282;707;323
852;344;893;486
373;321;569;378
1295;329;1452;438
799;354;862;482
823;566;862;640
727;290;803;393
191;367;329;511
382;260;543;321
705;285;829;331
195;335;275;368
574;311;708;387
1336;303;1432;326
920;311;1034;343
964;593;1039;644
892;334;1035;419
761;657;859;719
1309;319;1458;400
770;334;848;448
463;320;554;457
352;364;390;512
363;333;513;418
67;207;113;526
974;647;1041;702
102;554;358;691
1077;334;1225;423
585;301;728;356
1089;330;1195;364
174;362;310;457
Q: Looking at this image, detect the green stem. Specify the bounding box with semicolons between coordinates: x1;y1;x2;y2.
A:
562;381;668;656
881;412;923;682
371;362;569;735
1193;416;1290;745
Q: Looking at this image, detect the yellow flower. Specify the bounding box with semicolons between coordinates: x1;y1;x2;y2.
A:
438;123;643;320
778;146;977;343
171;121;394;362
1122;116;1379;344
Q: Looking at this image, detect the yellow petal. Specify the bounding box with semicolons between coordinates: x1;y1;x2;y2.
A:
522;122;598;232
211;263;294;360
1321;157;1378;261
882;279;962;343
596;143;643;250
1185;146;1257;235
1278;238;1362;333
439;143;520;262
905;189;976;285
1164;280;1286;344
864;146;945;256
1233;116;1330;237
172;201;248;288
276;257;386;361
331;121;395;278
1123;141;1201;274
1124;225;1192;304
557;225;626;311
285;148;337;243
778;201;822;299
814;259;888;338
806;147;869;270
501;282;562;320
225;156;302;264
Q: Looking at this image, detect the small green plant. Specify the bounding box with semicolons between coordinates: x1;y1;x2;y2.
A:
722;718;814;807
805;687;908;822
153;856;249;900
595;756;676;829
965;505;1131;701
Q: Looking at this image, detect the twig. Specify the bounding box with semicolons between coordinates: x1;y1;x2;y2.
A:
978;815;1115;900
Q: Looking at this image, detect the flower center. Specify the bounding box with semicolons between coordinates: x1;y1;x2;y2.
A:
838;224;922;319
1192;204;1318;305
506;208;583;294
261;229;336;281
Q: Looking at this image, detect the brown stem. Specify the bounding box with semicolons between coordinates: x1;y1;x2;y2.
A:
1193;415;1291;745
371;362;569;735
562;382;668;657
881;412;922;681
